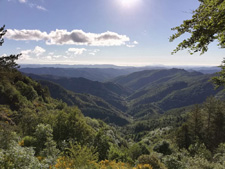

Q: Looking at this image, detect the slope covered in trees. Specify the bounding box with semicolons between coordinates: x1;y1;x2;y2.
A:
112;69;224;118
0;57;136;168
36;79;130;125
27;73;131;112
22;68;225;122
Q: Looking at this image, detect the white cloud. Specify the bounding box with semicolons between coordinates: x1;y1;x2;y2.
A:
6;29;130;46
48;52;54;55
33;46;46;56
66;48;87;55
6;29;48;41
126;45;135;48
36;5;47;11
126;41;139;48
89;53;95;56
20;46;46;59
45;55;52;60
9;0;48;11
89;49;100;56
20;49;32;60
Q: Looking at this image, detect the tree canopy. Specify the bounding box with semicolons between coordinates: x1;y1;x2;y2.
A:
170;0;225;55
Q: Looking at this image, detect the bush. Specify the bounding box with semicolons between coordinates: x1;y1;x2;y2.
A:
108;145;132;163
0;141;47;169
16;81;38;101
23;136;37;147
54;142;98;168
153;141;172;155
138;154;167;169
163;155;184;169
129;142;150;162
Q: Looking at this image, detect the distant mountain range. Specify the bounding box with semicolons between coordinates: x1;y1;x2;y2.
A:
23;67;224;123
20;67;133;82
19;64;220;72
19;65;220;82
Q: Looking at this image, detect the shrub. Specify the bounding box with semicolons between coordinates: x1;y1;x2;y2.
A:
55;142;98;168
0;141;47;169
153;141;172;155
138;154;167;169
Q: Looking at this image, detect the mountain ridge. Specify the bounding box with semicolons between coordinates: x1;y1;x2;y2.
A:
24;68;224;121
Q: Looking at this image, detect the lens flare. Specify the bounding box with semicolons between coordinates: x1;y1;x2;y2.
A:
121;0;140;8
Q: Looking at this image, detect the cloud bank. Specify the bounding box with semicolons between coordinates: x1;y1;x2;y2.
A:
6;29;130;46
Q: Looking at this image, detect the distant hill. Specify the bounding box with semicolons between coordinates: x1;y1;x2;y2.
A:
20;67;134;82
112;69;224;119
26;74;132;112
112;69;203;90
38;80;130;125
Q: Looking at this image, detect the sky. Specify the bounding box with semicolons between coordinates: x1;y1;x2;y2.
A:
0;0;224;66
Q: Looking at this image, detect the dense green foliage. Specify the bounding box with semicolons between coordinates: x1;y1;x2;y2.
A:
170;0;225;54
112;69;224;119
212;59;225;88
176;97;225;151
0;66;130;168
28;74;131;112
30;77;130;126
1;63;225;168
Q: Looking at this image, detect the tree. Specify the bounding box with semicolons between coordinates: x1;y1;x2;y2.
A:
94;129;111;161
170;0;225;55
188;105;203;141
212;60;225;87
0;25;6;46
176;123;192;149
0;25;21;70
0;54;21;70
170;0;225;87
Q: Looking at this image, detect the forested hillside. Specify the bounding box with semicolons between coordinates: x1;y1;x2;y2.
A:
112;69;224;119
0;56;135;168
25;68;224;122
37;80;130;126
27;74;131;112
1;63;225;168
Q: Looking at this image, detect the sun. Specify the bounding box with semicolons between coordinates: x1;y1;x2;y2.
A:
120;0;140;8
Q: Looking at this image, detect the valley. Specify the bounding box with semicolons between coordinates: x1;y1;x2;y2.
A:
22;67;224;124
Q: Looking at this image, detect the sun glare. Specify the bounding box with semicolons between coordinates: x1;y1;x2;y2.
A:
120;0;140;8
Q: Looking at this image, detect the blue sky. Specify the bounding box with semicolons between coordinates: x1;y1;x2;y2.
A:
0;0;224;66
